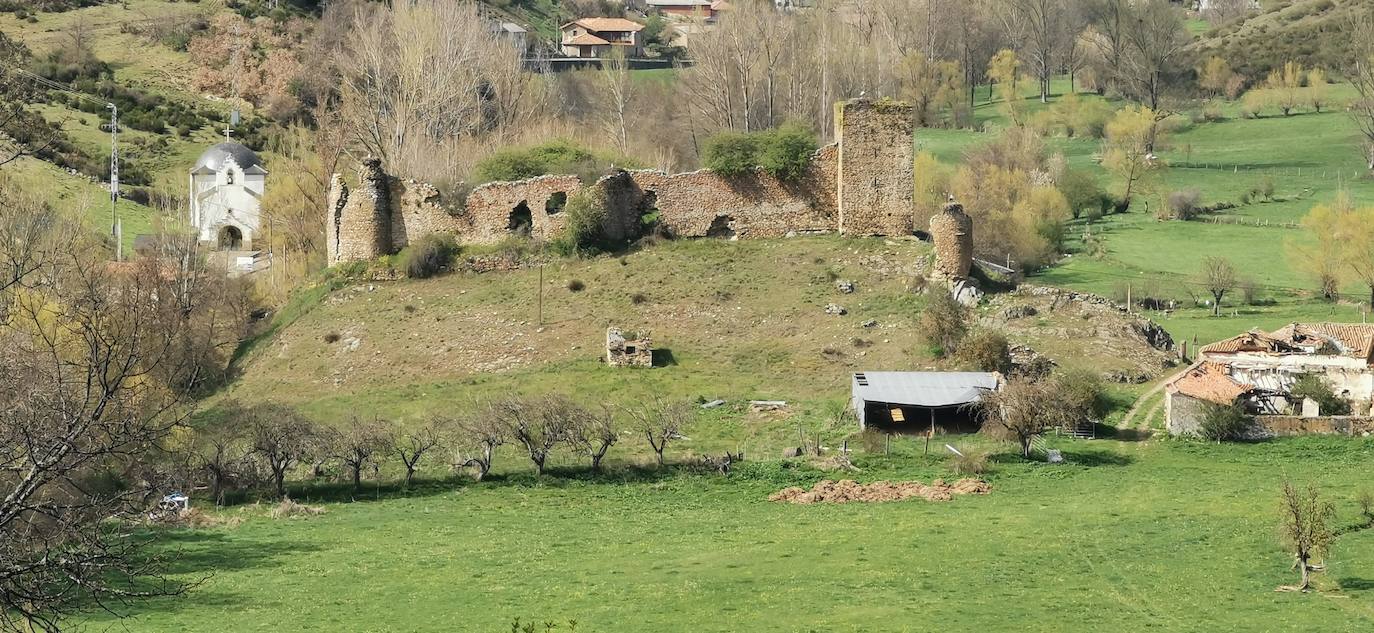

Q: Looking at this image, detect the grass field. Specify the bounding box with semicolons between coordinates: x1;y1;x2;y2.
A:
88;436;1374;632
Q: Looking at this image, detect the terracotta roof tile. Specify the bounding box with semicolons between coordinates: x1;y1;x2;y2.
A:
563;32;611;46
1166;361;1249;405
1200;330;1287;354
563;18;645;33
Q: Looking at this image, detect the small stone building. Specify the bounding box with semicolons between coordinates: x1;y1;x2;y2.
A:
606;328;652;367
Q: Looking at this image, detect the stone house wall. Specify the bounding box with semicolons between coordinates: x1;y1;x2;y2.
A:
836;99;915;236
1255;415;1374;437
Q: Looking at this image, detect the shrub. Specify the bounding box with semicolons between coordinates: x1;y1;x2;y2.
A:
550;188;609;255
1055;368;1109;421
950;449;989;476
472;140;630;185
1259;176;1276;201
757;122;818;180
1167;189;1203;219
1199;402;1253;441
630;292;648;305
1059;169;1105;219
916;290;968;358
702;131;761;178
401;233;459;279
702;123;818;181
323;332;341;344
1289;373;1351;416
567;279;585;292
958;330;1011;373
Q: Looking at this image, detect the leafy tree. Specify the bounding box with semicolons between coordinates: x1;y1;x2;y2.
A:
958;330;1011;373
1289;374;1352;416
1342;205;1374;309
1199;56;1238;98
1265;61;1306;116
986;49;1024;126
1290;194;1351;301
1102;105;1160;202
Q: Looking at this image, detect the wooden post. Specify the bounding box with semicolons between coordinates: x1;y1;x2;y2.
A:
925;409;933;455
1126;283;1131;314
537;264;544;325
885;433;890;455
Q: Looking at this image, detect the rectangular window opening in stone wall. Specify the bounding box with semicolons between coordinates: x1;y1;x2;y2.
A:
546;192;567;215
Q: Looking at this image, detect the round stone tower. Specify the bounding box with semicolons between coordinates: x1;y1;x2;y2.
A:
929;202;973;282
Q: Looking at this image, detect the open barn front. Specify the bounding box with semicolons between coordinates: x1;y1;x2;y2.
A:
861;401;982;435
852;371;1002;435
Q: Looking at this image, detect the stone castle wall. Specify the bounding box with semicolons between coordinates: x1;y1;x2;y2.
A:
327;99;915;265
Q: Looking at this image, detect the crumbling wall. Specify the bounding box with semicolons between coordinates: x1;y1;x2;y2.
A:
836;99;915;236
328;158;392;265
464;175;584;243
621;143;838;239
326;99;915;265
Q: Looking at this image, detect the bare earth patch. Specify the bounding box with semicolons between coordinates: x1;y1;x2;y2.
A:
768;478;991;504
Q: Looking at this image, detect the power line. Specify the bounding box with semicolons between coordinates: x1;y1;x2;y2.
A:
4;64;121;252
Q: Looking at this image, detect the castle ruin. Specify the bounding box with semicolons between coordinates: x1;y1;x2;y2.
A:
327;98;918;266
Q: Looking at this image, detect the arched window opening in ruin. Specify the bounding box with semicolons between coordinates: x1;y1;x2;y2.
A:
218;225;243;250
509;201;533;235
913;230;931;242
545;192;568;215
706;215;736;239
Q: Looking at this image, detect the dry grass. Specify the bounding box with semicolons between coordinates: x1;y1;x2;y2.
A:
267;499;328;520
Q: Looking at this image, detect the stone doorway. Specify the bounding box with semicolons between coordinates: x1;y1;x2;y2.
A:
218;225;244;249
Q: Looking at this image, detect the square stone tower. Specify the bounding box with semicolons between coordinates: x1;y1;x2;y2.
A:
835;99;916;236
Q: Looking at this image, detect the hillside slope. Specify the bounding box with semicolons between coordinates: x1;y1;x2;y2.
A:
222;236;1173;428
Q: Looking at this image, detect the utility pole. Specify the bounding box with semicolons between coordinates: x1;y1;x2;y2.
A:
107;103;119;242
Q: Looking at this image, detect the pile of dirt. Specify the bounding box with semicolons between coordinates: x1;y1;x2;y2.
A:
768;478;990;504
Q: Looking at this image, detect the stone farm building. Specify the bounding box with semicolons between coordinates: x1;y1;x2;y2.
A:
1165;323;1374;436
559;18;645;57
327;98;917;266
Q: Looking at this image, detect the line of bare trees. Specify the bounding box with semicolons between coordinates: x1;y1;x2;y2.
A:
175;396;698;505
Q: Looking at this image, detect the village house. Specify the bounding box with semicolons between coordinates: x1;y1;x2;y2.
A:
1165;323;1374;435
560;18;646;58
647;0;724;21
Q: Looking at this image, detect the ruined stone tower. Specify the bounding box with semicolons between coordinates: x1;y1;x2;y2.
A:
835;98;916;236
930;202;973;283
327;157;391;266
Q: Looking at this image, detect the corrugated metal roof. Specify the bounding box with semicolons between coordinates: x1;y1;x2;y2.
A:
851;371;1000;408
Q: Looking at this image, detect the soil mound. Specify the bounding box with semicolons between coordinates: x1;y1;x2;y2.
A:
768;478;990;504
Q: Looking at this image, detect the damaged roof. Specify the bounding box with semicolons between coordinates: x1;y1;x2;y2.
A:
852;371;1000;408
1165;361;1250;405
1201;323;1374;362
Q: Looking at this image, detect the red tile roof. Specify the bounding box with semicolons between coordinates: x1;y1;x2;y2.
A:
1269;322;1374;360
1199;330;1289;354
562;18;645;33
563;32;611;46
1166;361;1250;405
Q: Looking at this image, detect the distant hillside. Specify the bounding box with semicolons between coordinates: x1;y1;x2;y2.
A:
1192;0;1365;79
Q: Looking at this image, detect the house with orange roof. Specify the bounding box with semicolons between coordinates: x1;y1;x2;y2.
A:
560;17;646;58
1165;322;1374;434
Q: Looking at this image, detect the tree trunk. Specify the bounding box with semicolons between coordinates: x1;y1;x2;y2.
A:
1298;555;1311;592
1212;292;1224;316
655;449;665;467
591;451;604;471
352;466;362;490
404;467;416;488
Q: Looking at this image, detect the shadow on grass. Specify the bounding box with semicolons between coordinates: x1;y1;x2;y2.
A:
1339;577;1374;591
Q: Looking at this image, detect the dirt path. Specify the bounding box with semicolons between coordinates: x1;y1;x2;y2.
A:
1121;381;1167;432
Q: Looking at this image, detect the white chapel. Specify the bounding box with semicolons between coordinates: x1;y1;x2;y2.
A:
189;140;266;250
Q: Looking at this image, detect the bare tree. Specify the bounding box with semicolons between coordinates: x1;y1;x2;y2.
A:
1118;0;1189;112
393;422;443;488
192;405;255;506
597;49;637;154
337;419;393;492
1278;481;1336;593
497;396;574;476
1350;6;1374;173
1200;256;1238;317
624;399;695;467
336;0;537;180
450;409;506;481
1;190;240;629
977;375;1088;458
566;405;619;471
249;407;322;500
